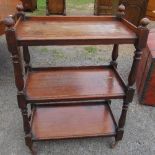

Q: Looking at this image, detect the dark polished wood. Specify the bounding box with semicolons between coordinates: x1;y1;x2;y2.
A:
46;0;66;15
32;104;116;140
119;0;149;26
114;18;150;144
15;16;137;46
110;44;119;68
95;0;151;25
21;0;37;11
94;0;119;15
4;4;150;154
136;29;155;106
23;46;31;72
25;66;126;102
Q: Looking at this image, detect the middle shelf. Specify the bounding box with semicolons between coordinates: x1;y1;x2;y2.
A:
25;66;126;103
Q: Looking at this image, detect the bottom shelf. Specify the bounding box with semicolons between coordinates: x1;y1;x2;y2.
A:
31;103;117;141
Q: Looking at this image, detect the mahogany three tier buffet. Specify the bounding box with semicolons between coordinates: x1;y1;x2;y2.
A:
4;4;149;155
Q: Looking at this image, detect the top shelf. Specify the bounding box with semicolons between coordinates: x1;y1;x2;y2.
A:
15;16;138;46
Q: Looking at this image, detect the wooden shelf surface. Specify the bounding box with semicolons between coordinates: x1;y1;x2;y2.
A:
16;16;137;45
31;104;116;140
25;66;126;102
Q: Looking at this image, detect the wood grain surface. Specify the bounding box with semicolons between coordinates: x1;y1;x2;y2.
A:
25;66;125;102
31;104;116;140
119;0;148;26
47;0;65;15
21;0;37;11
16;16;137;45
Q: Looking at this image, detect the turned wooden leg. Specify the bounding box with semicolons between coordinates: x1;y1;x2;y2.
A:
25;134;37;155
17;94;35;153
112;101;129;148
23;46;31;73
110;44;119;68
18;94;31;134
21;107;31;134
22;108;37;154
21;107;35;154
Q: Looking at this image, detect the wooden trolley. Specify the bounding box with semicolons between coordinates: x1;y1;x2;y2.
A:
4;4;149;154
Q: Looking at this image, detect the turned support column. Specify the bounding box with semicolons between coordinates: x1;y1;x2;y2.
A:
23;46;31;73
111;4;125;68
110;44;119;68
4;15;31;133
4;15;30;132
16;4;31;73
4;4;34;153
17;93;31;134
115;17;150;144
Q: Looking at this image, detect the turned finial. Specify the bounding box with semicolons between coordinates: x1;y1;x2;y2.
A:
117;4;125;19
3;16;15;28
139;18;150;28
